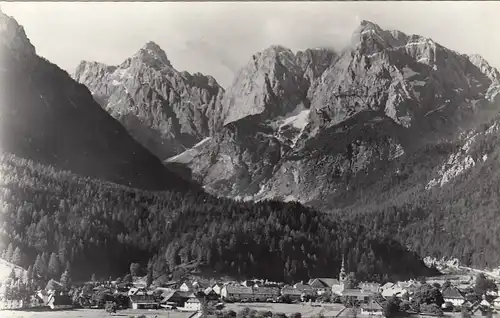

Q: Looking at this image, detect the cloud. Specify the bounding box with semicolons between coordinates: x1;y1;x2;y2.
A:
1;1;499;88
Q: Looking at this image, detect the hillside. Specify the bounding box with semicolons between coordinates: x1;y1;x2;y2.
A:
0;9;195;192
338;113;500;268
0;152;436;283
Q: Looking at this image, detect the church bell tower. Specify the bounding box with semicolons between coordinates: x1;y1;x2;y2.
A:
339;254;347;282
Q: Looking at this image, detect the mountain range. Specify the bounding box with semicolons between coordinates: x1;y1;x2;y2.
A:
2;5;500;282
73;19;500;269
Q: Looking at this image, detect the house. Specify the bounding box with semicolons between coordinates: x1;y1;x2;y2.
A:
114;286;129;294
204;286;214;295
130;294;160;309
199;287;219;301
380;282;395;291
180;282;194;292
212;283;222;295
360;300;384;316
341;289;374;304
442;286;466;307
486;290;498;297
47;293;73;310
472;300;494;316
154;288;175;303
162;291;196;307
45;279;64;293
281;287;302;301
493;296;500;310
28;294;45;308
220;285;253;301
128;287;139;296
253;287;280;301
308;278;339;295
293;283;315;295
397;281;420;290
331;279;346;295
192;281;207;291
184;298;202;311
479;299;492;308
381;286;408;299
359;282;381;293
461;300;476;310
242;280;256;287
37;290;50;304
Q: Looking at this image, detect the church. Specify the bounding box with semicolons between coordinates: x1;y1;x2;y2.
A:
331;256;347;295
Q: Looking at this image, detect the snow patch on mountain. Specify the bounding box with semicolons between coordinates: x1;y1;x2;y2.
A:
280;109;311;130
165;137;211;164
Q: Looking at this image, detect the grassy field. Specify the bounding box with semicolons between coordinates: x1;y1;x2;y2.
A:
0;308;193;318
224;302;346;316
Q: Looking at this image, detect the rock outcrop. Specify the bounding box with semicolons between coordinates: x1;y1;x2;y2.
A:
73;42;224;159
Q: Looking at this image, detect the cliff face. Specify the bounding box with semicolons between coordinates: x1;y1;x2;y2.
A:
0;10;197;192
73;42;225;160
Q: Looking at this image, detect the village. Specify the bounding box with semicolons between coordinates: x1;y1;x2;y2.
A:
2;257;500;317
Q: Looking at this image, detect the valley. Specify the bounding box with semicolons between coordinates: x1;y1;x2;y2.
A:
1;2;500;317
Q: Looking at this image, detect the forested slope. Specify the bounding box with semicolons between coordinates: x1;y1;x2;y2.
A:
0;153;436;284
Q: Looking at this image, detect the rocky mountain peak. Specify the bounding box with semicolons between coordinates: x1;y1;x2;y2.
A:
295;47;337;82
73;40;224;160
358;20;384;33
220;45;309;126
0;10;36;59
128;40;172;69
350;20;408;55
468;53;500;84
250;45;299;73
468;53;500;102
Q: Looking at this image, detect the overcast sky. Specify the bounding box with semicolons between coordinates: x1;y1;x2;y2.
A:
1;1;499;88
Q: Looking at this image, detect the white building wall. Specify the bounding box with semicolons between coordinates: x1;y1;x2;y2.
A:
186;302;201;311
180;284;191;292
213;285;221;295
445;298;465;307
361;309;383;316
220;287;228;299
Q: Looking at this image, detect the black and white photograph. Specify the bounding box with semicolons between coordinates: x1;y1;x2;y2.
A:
0;1;499;317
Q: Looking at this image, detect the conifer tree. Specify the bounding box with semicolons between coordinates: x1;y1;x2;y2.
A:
33;254;42;279
146;267;153;287
26;265;33;283
9;268;16;280
11;247;22;265
48;252;60;279
4;243;14;261
60;270;71;290
40;252;49;279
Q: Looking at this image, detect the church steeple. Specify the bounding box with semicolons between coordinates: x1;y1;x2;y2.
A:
339;254;347;282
